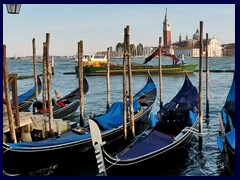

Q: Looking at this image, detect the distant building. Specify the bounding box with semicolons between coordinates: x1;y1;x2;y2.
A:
221;43;235;57
163;8;171;47
162;11;224;58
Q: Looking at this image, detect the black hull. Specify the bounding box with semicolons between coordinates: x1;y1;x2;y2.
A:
103;121;198;175
106;147;191;176
53;100;80;119
18;102;33;112
4;73;156;175
3;103;153;175
223;140;235;174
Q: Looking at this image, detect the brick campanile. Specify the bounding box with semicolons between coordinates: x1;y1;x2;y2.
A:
163;8;171;47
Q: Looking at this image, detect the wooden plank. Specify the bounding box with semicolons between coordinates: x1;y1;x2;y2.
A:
31;115;71;134
3;112;33;133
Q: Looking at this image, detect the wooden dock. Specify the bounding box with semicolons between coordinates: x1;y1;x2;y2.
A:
3;112;72;142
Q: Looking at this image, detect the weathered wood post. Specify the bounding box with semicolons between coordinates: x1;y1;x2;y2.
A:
3;45;17;143
42;42;47;138
32;38;38;101
205;33;210;118
126;25;135;138
123;27;128;141
78;41;85;127
45;33;54;134
51;56;55;75
199;21;203;153
42;43;47;115
106;47;111;110
158;37;163;109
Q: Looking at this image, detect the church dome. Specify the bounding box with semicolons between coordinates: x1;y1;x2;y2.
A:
193;29;200;40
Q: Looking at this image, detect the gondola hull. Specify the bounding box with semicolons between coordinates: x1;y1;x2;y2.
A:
89;73;199;176
3;73;156;175
53;100;80;119
3;101;154;175
217;74;235;174
32;76;89;119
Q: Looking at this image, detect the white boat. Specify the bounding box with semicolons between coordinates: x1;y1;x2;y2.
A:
75;54;107;62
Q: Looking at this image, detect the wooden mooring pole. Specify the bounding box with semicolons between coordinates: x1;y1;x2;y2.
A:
42;43;47;115
106;47;111;111
32;38;39;101
3;45;17;143
126;25;135;138
198;21;203;153
51;56;55;75
158;37;163;109
42;42;47;138
45;33;54;134
205;33;210;118
123;27;127;141
78;41;85;127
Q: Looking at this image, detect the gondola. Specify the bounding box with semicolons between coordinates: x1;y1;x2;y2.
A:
32;76;89;120
11;75;42;112
3;72;156;175
217;74;235;173
89;73;199;175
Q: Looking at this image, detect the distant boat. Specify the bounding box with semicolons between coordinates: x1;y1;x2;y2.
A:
75;50;197;76
75;62;198;76
75;54;107;64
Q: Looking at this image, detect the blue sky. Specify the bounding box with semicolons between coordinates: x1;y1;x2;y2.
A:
3;4;235;57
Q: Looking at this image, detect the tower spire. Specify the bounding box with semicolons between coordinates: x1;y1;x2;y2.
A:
163;8;171;47
165;8;168;20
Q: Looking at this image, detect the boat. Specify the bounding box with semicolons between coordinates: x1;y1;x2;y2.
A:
78;62;198;76
11;75;42;112
217;74;235;173
75;49;197;76
89;73;199;175
75;54;107;67
32;76;89;120
3;72;157;175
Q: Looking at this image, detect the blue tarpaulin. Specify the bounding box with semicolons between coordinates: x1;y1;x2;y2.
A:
94;100;141;130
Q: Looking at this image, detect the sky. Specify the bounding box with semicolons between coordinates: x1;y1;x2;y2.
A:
3;4;235;57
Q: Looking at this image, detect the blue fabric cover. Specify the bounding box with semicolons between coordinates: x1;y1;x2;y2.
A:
217;135;224;152
118;130;174;160
150;112;158;128
7;131;91;150
189;110;197;125
94;100;141;130
226;129;235;149
133;81;156;100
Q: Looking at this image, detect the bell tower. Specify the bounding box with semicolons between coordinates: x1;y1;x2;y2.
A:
163;8;171;47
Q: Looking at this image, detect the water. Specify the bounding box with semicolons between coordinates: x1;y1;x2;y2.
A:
6;57;235;176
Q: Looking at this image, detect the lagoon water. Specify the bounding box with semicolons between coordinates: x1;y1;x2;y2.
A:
6;57;235;176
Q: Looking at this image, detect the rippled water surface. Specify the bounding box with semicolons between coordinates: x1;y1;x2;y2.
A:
6;57;235;176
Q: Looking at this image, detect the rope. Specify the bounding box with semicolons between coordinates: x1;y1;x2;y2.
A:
181;126;204;136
